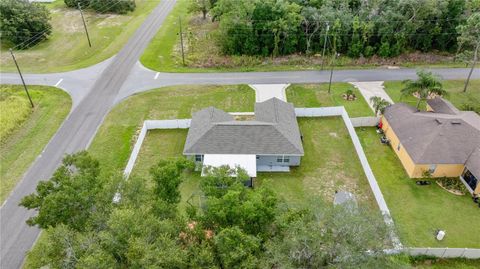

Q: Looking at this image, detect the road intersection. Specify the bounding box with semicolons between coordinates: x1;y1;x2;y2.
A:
0;0;479;267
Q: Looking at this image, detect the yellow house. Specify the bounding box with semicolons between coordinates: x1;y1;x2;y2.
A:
381;98;480;195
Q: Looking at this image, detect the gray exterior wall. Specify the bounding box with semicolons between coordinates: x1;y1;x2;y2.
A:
185;154;301;167
256;155;301;166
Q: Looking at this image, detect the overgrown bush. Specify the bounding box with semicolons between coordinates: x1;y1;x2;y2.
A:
0;90;32;142
90;0;136;14
64;0;90;8
0;0;51;49
206;0;471;58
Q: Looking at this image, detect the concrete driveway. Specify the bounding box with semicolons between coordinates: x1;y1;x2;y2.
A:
249;84;289;102
350;81;394;112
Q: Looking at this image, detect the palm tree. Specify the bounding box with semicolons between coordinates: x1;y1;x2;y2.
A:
369;96;391;116
401;70;447;110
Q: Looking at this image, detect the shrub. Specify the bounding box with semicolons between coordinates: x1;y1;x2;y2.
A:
90;0;135;14
0;0;52;49
0;92;32;142
64;0;91;8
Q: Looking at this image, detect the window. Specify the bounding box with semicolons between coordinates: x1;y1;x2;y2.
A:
397;143;401;151
195;155;203;162
429;164;437;174
277;157;283;163
283;157;290;163
256;156;260;160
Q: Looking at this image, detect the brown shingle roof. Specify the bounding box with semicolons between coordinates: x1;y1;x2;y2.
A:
426;97;460;115
384;103;480;164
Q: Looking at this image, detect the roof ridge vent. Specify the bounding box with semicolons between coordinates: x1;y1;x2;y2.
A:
451;120;461;125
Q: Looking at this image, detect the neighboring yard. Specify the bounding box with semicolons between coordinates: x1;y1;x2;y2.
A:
0;0;160;73
141;0;463;73
357;128;480;248
0;85;71;203
384;79;480;113
286;83;374;117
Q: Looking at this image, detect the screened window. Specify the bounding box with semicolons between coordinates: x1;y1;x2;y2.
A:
195;155;203;162
277;157;283;163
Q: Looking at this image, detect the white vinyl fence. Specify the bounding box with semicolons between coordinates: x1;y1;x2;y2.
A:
407;248;480;259
295;107;402;249
350;116;381;127
121;109;480;258
123;119;191;176
386;248;480;259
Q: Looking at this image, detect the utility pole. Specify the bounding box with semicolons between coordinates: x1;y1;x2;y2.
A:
328;53;339;94
10;49;34;108
78;3;92;47
179;17;186;66
321;22;330;71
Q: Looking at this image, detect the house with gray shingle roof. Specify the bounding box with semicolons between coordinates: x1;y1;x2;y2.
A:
381;97;480;196
183;98;304;177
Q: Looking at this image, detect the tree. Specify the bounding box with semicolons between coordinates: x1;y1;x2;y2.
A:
188;0;211;19
200;165;249;198
0;0;51;49
401;70;447;110
457;12;480;92
214;227;260;268
370;96;391;116
264;201;409;269
150;158;194;204
64;0;90;8
20;151;107;231
301;6;322;55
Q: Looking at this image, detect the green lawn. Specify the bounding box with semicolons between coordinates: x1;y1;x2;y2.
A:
384;79;480;112
357;128;480;248
131;117;377;211
88;85;254;174
0;85;71;203
411;258;480;269
286;83;374;117
0;0;160;73
257;117;377;209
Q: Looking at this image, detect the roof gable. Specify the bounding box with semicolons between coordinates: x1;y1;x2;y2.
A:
384;103;480;164
184;98;304;155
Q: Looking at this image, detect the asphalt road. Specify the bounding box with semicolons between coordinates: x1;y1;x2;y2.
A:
0;1;177;268
117;63;480;102
0;0;479;267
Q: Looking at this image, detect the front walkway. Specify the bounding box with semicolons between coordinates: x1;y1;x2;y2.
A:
350;81;394;112
249;84;289;102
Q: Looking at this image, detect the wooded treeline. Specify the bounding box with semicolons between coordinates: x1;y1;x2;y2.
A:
193;0;479;58
22;152;409;268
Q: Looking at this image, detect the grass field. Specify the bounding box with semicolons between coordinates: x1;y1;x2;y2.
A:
0;85;71;203
140;0;466;73
0;0;160;73
88;85;254;173
131;117;377;211
357;128;480;248
286;83;374;117
384;79;480;112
